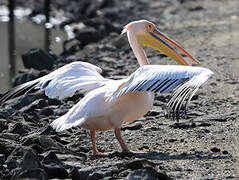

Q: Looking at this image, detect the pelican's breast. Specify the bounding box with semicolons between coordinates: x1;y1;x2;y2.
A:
109;91;154;128
80;83;154;131
80;86;113;131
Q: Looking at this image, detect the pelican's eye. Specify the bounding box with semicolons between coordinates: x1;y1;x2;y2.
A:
145;23;155;32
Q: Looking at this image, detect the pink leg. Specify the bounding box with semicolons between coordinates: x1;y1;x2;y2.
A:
90;130;105;155
114;128;130;152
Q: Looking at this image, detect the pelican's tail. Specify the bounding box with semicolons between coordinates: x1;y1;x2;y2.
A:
51;98;88;132
51;114;86;132
50;114;69;132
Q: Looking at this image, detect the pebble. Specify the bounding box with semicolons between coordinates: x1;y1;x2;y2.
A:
210;147;221;153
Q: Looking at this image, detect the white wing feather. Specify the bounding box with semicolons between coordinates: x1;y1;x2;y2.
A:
110;65;213;100
50;64;213;131
109;65;213;118
36;61;108;99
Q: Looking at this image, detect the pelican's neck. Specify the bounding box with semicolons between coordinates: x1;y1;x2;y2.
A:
127;31;149;66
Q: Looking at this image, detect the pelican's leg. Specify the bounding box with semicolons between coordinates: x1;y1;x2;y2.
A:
90;130;105;155
114;128;129;152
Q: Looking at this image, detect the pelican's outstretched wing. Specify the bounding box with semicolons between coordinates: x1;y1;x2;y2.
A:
109;65;213;119
0;61;108;103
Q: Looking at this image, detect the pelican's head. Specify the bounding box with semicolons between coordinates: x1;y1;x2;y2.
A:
122;20;199;65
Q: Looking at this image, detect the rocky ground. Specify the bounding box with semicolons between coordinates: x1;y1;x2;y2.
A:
0;0;239;179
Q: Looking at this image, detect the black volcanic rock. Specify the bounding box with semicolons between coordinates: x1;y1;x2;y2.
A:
5;157;19;171
40;107;54;116
43;164;68;179
10;148;48;180
20;149;42;170
74;27;103;46
42;151;62;165
0;139;16;158
22;48;56;70
12;168;48;180
0;119;8;132
9;122;30;136
126;169;172;180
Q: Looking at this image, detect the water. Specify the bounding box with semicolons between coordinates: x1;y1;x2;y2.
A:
0;6;67;93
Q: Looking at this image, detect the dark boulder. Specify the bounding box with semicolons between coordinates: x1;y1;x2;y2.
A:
73;166;112;180
23;111;41;124
102;20;121;34
74;27;103;46
22;48;56;70
0;119;8;132
12;148;47;180
42;151;62;165
42;151;68;179
40;107;54;116
0;139;16;158
29;144;44;154
69;167;81;180
20;148;42;170
5;157;19;171
9;122;30;136
43;164;68;179
12;168;48;180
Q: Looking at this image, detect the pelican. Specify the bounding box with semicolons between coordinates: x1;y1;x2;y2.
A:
0;20;213;155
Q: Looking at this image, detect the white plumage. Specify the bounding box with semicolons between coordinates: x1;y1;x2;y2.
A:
37;61;108;99
0;20;213;155
109;65;213;100
49;63;213;132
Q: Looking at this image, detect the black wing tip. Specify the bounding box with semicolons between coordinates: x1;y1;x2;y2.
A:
0;80;40;104
167;85;199;121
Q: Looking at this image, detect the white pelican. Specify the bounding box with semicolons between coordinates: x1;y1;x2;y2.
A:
0;20;213;155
